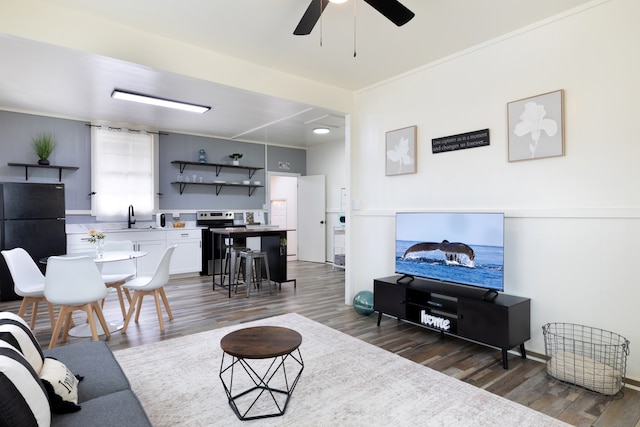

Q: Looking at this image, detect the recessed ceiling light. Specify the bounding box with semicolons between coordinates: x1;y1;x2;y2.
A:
111;89;211;114
313;127;330;135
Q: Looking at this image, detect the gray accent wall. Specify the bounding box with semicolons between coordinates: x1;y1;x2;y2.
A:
267;145;306;175
0;111;91;211
159;133;267;211
0;110;306;215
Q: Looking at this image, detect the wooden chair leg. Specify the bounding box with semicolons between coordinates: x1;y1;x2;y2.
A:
105;280;128;319
123;288;132;304
61;310;74;343
159;288;173;321
115;287;127;319
121;292;140;333
30;300;39;330
92;302;111;341
46;302;56;330
152;291;164;332
85;304;99;341
49;306;69;349
134;292;145;323
17;298;28;319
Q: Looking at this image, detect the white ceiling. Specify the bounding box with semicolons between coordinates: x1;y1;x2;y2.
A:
0;0;593;148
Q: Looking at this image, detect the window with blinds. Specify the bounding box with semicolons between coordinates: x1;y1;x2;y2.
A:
91;126;157;219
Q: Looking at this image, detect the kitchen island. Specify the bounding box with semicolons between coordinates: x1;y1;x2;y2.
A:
211;227;295;297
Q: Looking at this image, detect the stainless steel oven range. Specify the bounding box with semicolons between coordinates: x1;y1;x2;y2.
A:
197;211;241;275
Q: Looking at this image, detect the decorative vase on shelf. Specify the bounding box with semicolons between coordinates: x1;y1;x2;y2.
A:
229;153;242;166
95;239;104;259
32;132;55;166
198;149;206;163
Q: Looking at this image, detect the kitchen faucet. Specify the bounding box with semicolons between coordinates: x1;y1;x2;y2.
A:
128;205;136;228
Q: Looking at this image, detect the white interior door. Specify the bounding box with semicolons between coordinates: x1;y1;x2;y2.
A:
298;175;326;263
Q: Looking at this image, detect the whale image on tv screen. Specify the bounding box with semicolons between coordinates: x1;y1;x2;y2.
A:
395;212;505;292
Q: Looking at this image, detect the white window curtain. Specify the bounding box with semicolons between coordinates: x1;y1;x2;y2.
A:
91;126;156;219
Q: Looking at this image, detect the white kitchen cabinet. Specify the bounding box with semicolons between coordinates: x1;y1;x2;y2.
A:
66;233;95;253
67;227;203;276
107;231;166;277
166;229;202;274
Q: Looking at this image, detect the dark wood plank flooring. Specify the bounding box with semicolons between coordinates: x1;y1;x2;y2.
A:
2;261;638;426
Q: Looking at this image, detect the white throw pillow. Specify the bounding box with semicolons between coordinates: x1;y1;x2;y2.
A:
39;357;82;413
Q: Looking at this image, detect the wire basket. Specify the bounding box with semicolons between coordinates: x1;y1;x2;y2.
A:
543;323;630;396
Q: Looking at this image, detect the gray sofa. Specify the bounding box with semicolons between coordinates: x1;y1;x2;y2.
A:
43;341;152;427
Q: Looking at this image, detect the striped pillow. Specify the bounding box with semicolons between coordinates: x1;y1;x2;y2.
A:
0;341;51;427
0;312;44;373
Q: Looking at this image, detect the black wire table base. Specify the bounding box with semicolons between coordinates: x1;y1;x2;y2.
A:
219;348;304;420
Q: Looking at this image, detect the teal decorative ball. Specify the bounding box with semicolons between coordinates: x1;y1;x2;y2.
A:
353;290;374;316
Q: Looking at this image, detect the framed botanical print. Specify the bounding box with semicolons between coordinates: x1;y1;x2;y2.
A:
508;90;564;162
386;125;417;176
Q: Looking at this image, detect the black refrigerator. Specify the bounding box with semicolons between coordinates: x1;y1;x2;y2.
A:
0;182;66;301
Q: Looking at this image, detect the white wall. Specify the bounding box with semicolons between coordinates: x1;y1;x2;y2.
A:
348;0;640;380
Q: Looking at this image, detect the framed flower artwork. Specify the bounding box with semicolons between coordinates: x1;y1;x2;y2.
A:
386;125;417;176
507;89;564;162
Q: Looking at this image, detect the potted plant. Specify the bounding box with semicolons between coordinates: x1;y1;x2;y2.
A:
32;132;56;165
229;153;243;166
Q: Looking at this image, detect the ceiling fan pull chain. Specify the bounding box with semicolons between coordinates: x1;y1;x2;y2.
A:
353;0;357;57
320;0;324;47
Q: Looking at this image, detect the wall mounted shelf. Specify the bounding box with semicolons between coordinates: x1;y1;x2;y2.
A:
171;181;263;196
8;162;79;181
171;160;263;179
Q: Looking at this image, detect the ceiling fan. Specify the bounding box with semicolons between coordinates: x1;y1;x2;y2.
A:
294;0;415;36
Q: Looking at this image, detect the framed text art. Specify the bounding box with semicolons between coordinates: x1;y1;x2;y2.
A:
507;89;564;162
386;125;417;176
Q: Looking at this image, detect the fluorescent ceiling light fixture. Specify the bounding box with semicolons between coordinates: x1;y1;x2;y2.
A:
111;90;211;114
313;127;330;134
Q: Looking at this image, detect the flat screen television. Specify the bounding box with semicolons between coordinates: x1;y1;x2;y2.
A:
395;212;505;293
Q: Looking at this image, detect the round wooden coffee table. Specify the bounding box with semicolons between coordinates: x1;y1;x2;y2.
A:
219;326;304;420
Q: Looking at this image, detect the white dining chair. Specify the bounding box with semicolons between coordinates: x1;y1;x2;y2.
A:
1;248;55;330
44;255;110;348
100;240;136;318
122;245;177;333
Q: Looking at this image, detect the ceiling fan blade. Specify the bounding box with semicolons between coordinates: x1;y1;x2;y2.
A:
294;0;330;35
364;0;415;26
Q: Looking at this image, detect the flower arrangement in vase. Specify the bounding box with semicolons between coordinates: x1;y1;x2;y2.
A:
88;229;105;258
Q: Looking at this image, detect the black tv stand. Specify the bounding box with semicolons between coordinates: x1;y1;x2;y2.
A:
373;275;531;369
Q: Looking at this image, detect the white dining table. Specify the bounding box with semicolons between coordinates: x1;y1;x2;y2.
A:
46;251;147;337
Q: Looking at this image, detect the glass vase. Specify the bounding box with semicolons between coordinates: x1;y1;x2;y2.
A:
96;239;104;259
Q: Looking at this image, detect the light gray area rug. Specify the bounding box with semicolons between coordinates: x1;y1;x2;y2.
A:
114;313;570;426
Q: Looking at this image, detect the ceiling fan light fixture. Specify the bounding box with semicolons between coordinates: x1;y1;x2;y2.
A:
313;127;330;135
111;89;211;114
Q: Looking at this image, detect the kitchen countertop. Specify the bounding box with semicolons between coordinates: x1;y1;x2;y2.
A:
66;222;203;234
